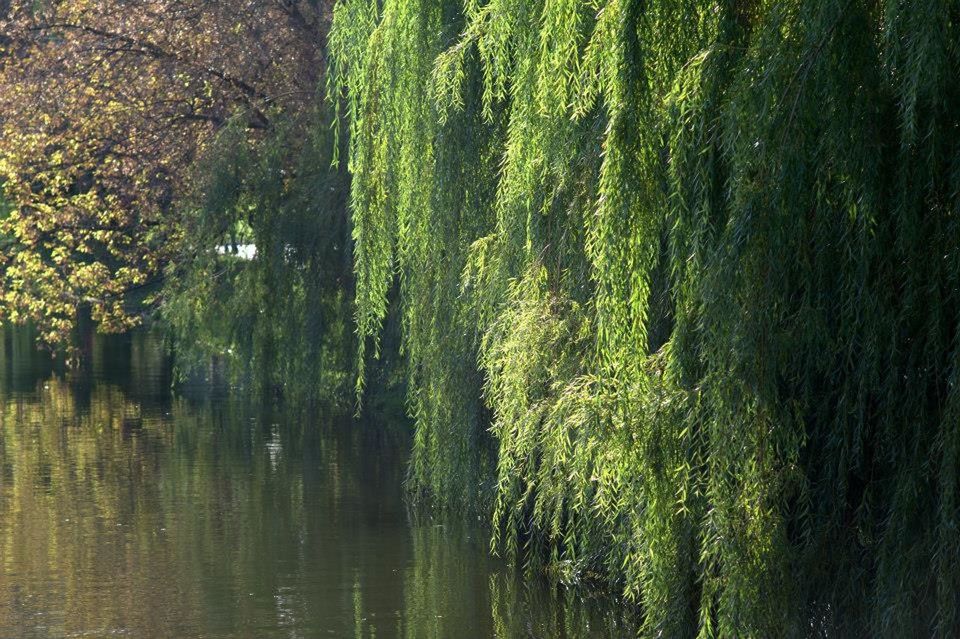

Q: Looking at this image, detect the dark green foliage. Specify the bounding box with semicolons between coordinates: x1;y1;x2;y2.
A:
329;0;960;635
162;106;355;405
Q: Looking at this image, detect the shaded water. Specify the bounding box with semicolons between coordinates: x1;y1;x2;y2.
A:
0;329;634;638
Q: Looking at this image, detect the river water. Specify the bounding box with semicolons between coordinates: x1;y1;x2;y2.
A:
0;329;633;638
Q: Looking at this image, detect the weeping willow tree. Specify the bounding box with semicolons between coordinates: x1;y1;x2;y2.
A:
329;0;960;635
161;105;355;404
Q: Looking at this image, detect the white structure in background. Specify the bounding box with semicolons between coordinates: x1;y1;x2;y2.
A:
215;244;257;260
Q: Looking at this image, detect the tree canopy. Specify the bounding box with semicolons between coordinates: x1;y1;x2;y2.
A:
0;0;327;347
328;0;960;635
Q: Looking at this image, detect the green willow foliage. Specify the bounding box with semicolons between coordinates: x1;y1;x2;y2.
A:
162;108;355;404
329;0;960;635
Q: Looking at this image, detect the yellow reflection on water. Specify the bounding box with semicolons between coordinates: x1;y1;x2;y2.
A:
0;330;634;638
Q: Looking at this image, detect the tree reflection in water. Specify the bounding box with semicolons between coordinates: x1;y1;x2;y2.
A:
0;328;635;638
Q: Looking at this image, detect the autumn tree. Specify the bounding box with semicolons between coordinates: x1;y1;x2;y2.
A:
0;0;330;348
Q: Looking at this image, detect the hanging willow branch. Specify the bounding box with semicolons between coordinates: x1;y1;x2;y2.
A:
329;0;960;635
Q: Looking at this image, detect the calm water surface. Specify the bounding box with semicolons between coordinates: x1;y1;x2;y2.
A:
0;329;633;638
